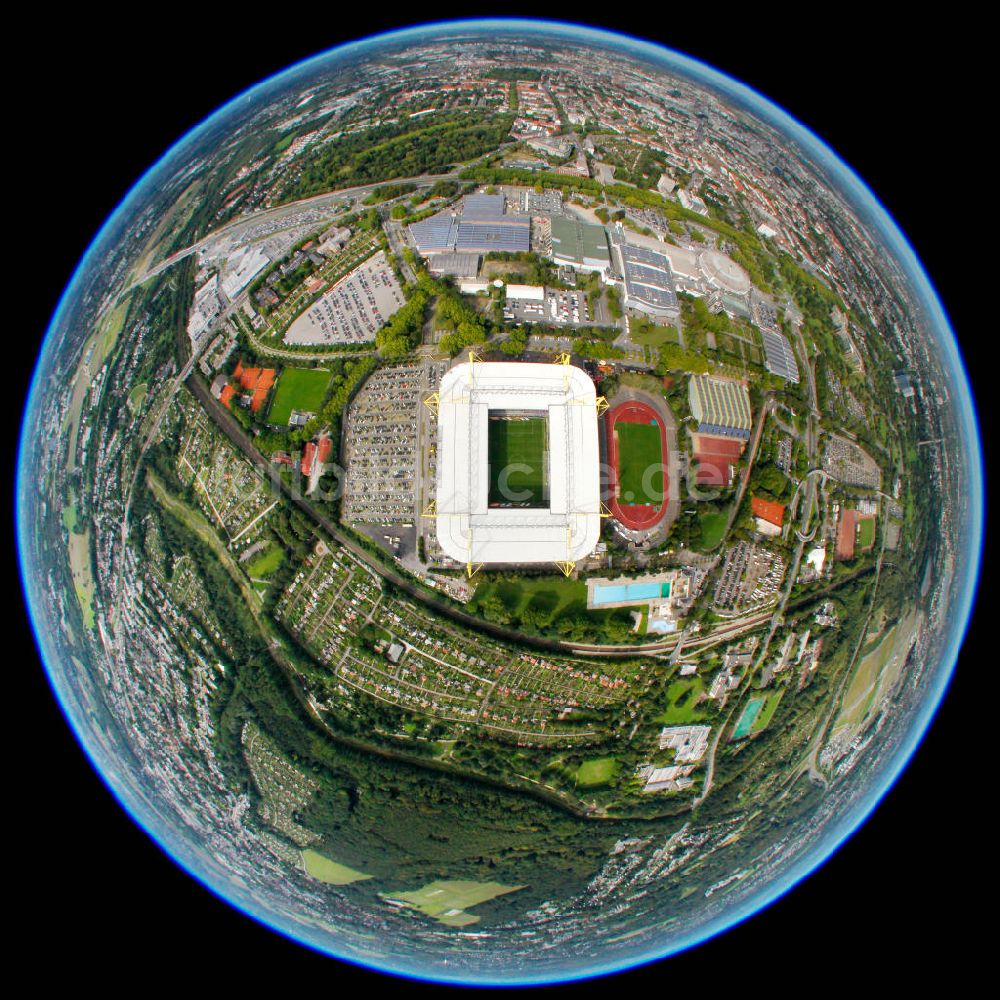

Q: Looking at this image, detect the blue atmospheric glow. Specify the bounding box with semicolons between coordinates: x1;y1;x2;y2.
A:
17;17;983;988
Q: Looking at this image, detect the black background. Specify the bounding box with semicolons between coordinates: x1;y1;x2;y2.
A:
14;10;984;992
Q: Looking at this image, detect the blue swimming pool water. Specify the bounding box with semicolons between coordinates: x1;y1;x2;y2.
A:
592;580;671;605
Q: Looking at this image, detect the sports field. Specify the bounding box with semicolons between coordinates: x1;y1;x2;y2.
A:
857;516;876;549
268;367;332;426
616;421;664;504
488;415;548;506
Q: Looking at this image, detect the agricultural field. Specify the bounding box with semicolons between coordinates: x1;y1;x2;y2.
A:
301;849;372;885
383;880;524;927
616;421;663;504
267;367;331;426
488;415;548;505
832;610;921;745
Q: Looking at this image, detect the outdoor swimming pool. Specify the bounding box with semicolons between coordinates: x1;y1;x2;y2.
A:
591;580;672;605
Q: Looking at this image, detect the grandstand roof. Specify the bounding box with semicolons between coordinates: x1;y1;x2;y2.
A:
436;361;601;566
688;375;752;439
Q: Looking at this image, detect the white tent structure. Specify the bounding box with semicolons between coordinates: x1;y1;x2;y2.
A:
432;358;603;573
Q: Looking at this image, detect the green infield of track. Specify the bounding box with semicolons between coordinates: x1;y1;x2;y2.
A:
615;420;663;505
268;367;331;426
488;415;548;506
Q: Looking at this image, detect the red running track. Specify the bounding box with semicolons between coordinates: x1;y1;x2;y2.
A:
605;400;669;530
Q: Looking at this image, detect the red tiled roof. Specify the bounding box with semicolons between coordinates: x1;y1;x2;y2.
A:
301;441;317;478
316;437;333;464
751;496;785;527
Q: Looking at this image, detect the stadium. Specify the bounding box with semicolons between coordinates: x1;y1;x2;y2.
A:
605;399;670;530
434;358;602;572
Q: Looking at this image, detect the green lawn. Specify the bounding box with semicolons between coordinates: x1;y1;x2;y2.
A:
488;415;548;506
616;420;664;505
857;516;876;549
268;367;332;426
301;849;372;885
656;677;706;724
750;688;784;734
127;382;148;413
575;757;620;787
630;323;679;348
383;880;524;927
246;545;284;579
471;576;586;621
698;511;728;549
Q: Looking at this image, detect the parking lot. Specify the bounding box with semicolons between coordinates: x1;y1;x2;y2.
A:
504;288;593;327
284;249;404;345
341;362;441;525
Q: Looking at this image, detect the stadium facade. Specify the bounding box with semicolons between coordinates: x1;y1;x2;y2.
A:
435;360;602;569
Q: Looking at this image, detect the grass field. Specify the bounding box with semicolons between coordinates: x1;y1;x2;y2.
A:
656;677;707;724
384;880;524;927
488;416;548;506
68;529;95;630
471;576;586;621
698;511;728;549
575;757;620;787
615;421;663;505
268;367;332;426
749;688;784;734
301;849;372;885
857;516;876;549
246;545;284;579
127;382;148;414
630;323;679;348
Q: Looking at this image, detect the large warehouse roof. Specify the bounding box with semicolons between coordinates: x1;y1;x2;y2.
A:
409;194;531;256
616;239;679;316
550;216;611;271
436;361;601;567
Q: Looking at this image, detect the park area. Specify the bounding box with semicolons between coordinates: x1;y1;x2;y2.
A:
575;757;620;787
267;367;332;426
488;414;548;506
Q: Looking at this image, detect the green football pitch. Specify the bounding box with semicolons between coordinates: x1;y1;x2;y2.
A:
615;421;664;504
488;416;548;506
268;367;331;426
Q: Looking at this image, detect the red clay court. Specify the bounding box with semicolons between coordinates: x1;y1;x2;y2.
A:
605;399;669;531
692;433;743;487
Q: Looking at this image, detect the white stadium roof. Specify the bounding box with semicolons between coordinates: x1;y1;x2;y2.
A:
436;361;601;567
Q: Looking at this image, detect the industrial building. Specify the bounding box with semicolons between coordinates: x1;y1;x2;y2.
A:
549;216;611;275
409;194;530;256
434;360;601;569
688;375;752;440
427;253;481;279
